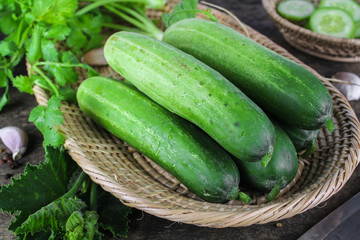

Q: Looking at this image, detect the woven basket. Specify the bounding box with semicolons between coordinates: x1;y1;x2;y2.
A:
30;0;360;228
262;0;360;62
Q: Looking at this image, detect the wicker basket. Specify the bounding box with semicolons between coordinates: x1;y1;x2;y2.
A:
30;0;360;228
262;0;360;62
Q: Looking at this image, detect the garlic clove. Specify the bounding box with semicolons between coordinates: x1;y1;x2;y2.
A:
332;72;360;101
81;47;108;66
0;126;28;161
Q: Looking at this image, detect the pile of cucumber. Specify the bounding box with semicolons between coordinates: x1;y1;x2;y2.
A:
277;0;360;38
77;17;334;204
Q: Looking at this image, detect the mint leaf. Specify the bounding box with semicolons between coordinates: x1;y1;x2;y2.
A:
162;0;198;27
0;146;78;231
15;197;87;236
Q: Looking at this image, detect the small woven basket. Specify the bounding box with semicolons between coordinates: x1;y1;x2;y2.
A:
30;0;360;228
262;0;360;62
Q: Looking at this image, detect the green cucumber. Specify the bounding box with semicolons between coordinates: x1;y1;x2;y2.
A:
162;18;334;131
356;21;360;38
76;76;245;203
309;7;356;38
104;31;276;164
282;124;320;156
277;0;316;22
319;0;360;22
236;120;298;202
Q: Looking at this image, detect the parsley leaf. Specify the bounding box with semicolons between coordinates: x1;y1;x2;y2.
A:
11;75;35;94
43;24;72;41
162;0;198;27
29;96;65;148
31;0;79;25
0;40;17;57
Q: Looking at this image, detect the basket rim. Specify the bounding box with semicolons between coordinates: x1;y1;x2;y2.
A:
262;0;360;45
29;1;360;228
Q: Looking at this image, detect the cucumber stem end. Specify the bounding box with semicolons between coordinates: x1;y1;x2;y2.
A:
326;118;335;133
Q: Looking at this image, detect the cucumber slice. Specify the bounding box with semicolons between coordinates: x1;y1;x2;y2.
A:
309;7;355;38
356;21;360;38
277;0;316;21
319;0;360;22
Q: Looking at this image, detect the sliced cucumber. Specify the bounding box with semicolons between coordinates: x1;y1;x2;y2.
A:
309;7;355;38
277;0;316;21
356;21;360;38
319;0;360;22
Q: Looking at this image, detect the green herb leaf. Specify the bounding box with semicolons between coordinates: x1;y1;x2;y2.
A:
97;189;132;238
31;0;79;25
41;40;59;62
11;75;35;94
43;127;66;148
44;24;72;41
0;146;78;232
162;0;198;27
65;210;102;239
66;28;88;56
27;24;43;63
0;40;17;57
29;96;65;148
15;197;87;236
0;70;10;111
0;11;18;34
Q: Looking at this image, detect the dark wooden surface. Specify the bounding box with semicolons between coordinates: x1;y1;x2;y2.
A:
1;1;360;239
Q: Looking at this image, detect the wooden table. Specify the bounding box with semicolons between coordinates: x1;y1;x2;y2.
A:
1;1;360;239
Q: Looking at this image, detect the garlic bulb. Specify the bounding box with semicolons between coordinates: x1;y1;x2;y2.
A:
0;126;28;160
332;72;360;101
81;47;107;66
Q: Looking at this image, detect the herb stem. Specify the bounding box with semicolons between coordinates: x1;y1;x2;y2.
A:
9;22;34;68
104;5;145;31
32;65;60;96
62;172;87;199
76;0;149;16
90;182;98;211
35;62;86;69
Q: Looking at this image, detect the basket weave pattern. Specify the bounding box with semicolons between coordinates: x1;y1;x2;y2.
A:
262;0;360;62
30;1;360;228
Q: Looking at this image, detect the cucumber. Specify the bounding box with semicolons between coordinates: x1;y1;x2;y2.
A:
282;124;320;156
162;18;334;131
309;7;356;38
319;0;360;22
236;120;298;202
277;0;316;22
356;21;360;38
104;31;276;164
76;76;245;203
